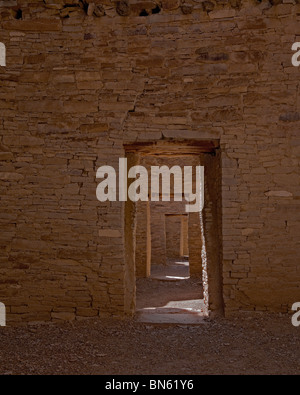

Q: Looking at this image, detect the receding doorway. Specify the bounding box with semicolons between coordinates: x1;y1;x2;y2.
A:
124;140;224;324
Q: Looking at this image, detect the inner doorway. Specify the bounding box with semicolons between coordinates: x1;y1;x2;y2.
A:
136;184;205;324
124;140;224;322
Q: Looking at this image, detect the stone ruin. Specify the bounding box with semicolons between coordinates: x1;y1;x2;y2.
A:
0;0;299;324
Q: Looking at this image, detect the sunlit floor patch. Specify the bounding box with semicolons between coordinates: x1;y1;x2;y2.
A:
152;275;190;281
136;259;207;325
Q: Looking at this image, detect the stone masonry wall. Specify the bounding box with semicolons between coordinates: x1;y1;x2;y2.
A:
0;0;299;323
165;215;183;259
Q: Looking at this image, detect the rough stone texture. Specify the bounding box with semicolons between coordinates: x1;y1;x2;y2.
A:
135;201;151;277
181;215;189;256
188;212;203;277
165;215;184;259
0;0;299;324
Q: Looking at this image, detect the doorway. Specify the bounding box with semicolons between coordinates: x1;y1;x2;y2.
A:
124;140;224;322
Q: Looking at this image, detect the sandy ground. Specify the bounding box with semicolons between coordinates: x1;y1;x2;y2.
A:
0;314;299;375
136;260;206;323
136;268;204;312
0;260;299;376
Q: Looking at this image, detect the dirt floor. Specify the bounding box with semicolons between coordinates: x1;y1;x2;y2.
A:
0;260;299;375
0;314;299;375
136;260;206;324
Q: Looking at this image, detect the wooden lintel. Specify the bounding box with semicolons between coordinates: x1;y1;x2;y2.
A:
124;139;220;156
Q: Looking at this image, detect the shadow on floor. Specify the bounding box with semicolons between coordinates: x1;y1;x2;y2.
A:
136;259;207;325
